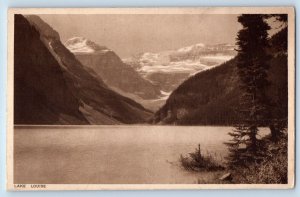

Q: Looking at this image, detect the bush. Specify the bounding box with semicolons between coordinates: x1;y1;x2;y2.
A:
180;144;225;172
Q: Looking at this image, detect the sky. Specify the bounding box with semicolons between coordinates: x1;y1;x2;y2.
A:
39;14;241;58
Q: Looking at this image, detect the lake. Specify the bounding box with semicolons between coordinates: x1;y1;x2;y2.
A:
14;126;269;184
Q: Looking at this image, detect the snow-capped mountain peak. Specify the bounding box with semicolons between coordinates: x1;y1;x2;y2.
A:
177;43;205;52
124;42;237;76
123;43;237;92
65;37;111;54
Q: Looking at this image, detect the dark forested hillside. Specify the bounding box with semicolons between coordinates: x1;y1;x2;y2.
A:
153;28;288;125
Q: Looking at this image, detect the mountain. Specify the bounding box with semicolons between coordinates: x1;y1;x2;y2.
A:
124;43;236;92
14;14;152;125
64;37;161;101
14;15;88;124
153;28;288;125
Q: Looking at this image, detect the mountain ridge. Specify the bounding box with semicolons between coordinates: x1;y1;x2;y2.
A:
15;14;152;124
124;43;237;92
153;28;288;125
65;36;162;101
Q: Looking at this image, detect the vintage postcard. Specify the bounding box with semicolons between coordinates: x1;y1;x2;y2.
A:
7;7;295;190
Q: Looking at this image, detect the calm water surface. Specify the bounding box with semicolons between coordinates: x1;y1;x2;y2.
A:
14;126;269;184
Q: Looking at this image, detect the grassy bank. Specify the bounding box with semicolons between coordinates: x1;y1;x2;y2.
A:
230;132;288;184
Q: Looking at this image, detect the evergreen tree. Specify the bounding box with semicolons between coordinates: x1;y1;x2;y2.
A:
225;124;248;167
226;14;271;167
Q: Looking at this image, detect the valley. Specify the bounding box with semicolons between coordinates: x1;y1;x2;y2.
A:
14;14;287;126
64;36;236;112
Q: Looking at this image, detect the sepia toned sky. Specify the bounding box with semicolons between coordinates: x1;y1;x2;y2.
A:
39;14;241;58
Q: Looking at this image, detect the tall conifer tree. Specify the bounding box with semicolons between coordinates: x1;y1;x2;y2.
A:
226;14;271;166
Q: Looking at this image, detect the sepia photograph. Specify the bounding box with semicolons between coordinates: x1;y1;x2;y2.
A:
6;7;295;190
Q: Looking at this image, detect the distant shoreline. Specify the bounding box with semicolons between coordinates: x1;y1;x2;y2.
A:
13;124;242;129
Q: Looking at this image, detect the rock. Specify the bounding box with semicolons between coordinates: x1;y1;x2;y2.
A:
219;173;232;181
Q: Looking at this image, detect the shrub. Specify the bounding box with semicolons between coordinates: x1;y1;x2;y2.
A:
180;144;225;172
